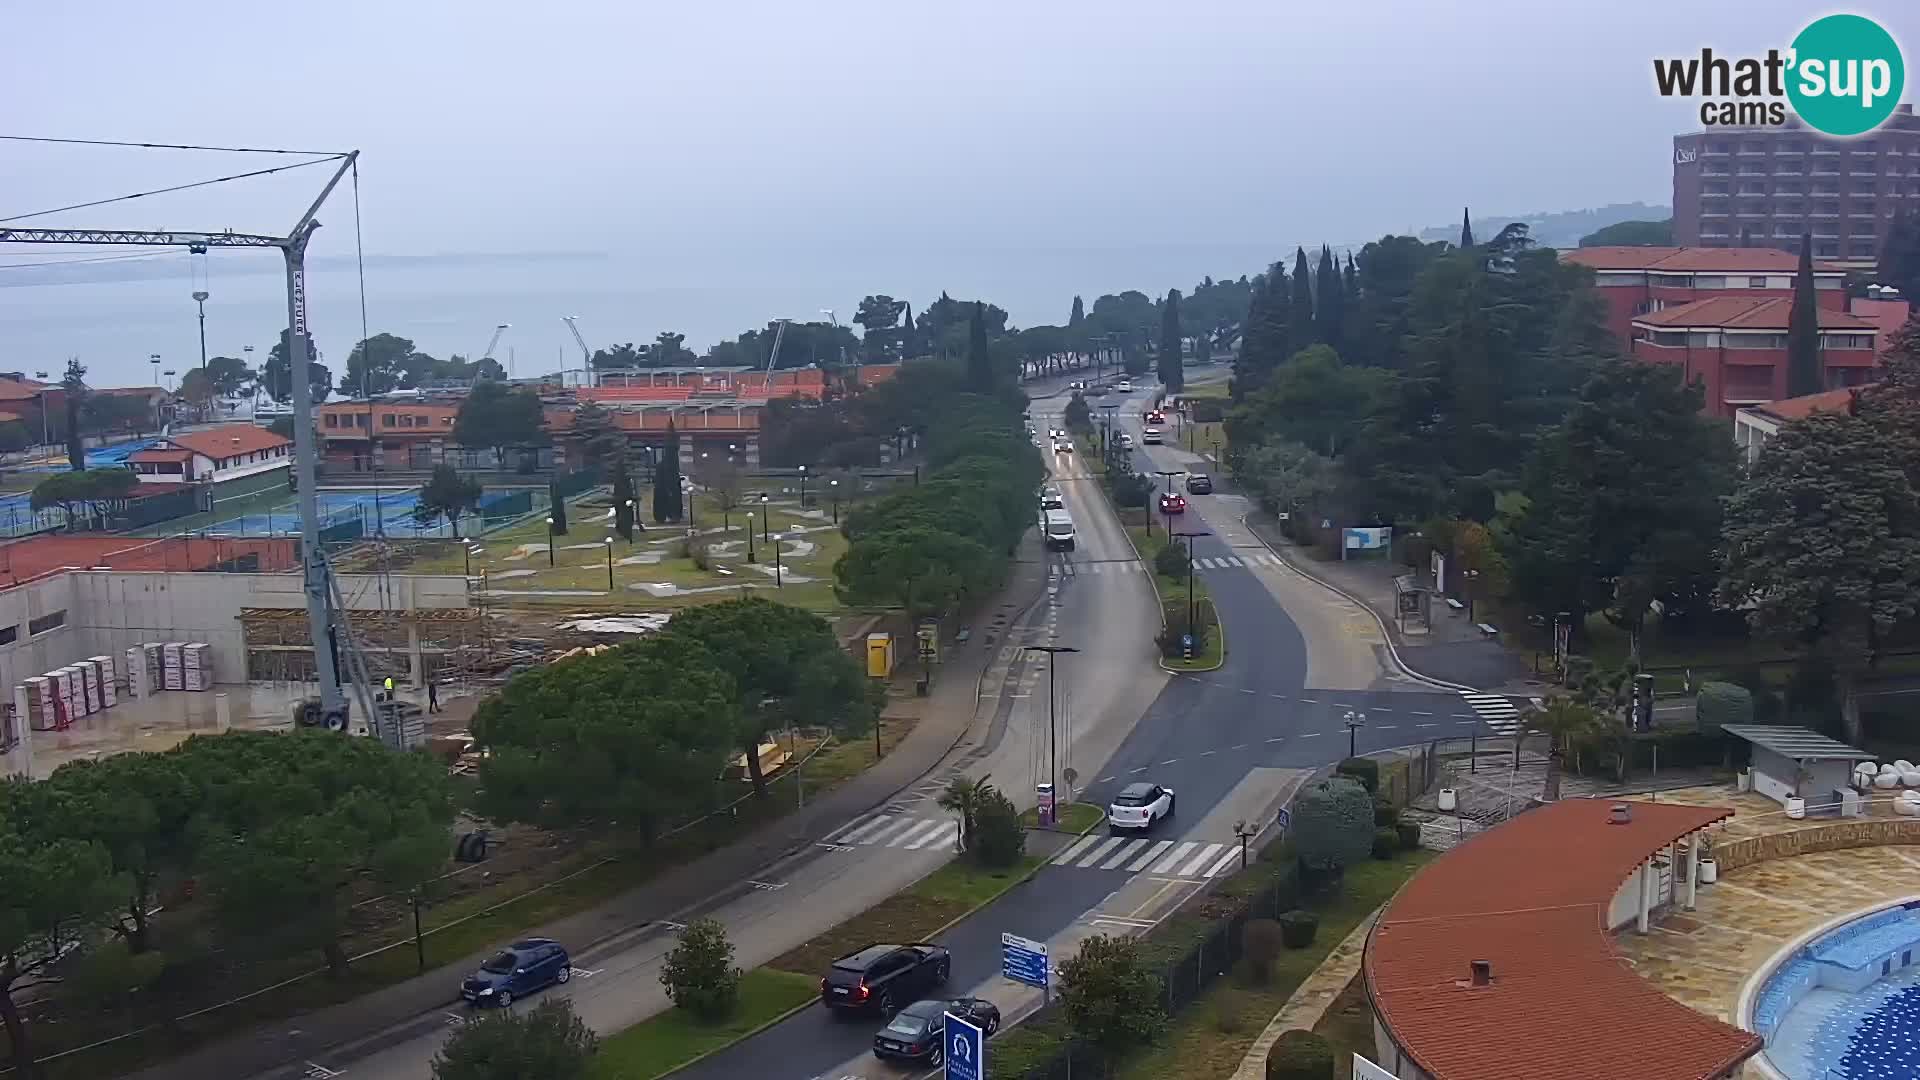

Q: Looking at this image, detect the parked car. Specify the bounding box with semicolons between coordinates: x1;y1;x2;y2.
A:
1186;473;1213;494
822;943;952;1017
1158;492;1187;515
461;938;571;1007
1117;432;1134;449
872;997;1002;1064
1141;427;1164;444
1107;782;1175;832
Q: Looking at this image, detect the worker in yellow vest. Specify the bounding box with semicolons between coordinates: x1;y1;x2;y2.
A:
383;676;394;702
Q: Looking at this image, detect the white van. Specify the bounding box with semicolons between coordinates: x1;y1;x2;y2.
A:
1043;509;1077;551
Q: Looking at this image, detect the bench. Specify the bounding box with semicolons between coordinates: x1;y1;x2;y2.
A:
1444;597;1465;611
1476;623;1499;638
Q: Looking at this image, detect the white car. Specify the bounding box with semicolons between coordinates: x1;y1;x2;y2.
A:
1117;379;1133;392
1053;439;1074;454
1040;488;1066;511
1141;427;1163;445
1107;782;1174;832
1116;433;1134;449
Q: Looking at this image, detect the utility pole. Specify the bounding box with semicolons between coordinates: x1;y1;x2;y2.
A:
1024;645;1078;827
1174;529;1208;658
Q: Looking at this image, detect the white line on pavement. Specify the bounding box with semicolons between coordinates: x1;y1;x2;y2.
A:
1179;843;1227;877
1125;840;1175;872
1074;837;1127;868
1055;834;1102;864
1204;848;1243;877
1153;841;1198;874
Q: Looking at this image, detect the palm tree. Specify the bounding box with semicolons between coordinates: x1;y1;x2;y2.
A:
937;777;996;853
1522;696;1602;801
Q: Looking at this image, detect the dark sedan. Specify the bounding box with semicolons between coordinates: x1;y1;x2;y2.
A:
872;997;1002;1065
1187;473;1213;494
821;943;952;1017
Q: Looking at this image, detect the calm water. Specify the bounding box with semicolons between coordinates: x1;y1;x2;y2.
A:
0;243;1285;386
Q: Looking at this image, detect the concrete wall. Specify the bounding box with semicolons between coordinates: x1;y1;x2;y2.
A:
0;574;81;696
1716;818;1920;873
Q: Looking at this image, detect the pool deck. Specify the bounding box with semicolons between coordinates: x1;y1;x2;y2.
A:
1613;783;1920;1075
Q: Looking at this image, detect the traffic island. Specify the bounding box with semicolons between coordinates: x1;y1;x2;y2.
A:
1125;524;1225;673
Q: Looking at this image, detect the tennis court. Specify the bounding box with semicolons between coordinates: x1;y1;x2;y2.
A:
205;486;539;538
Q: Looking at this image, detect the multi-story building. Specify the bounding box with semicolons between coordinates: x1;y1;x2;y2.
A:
1672;103;1920;265
1561;246;1849;345
1627;297;1882;418
1731;385;1862;466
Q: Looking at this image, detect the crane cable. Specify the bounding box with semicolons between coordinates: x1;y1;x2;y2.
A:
0;156;344;224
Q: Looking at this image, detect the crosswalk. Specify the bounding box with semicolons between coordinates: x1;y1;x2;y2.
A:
820;813;960;852
1048;833;1243;880
1049;551;1285;577
1460;691;1525;736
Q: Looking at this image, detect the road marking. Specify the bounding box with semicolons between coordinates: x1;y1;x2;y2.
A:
1200;750;1215;757
906;822;958;850
1231;743;1247;750
1372;706;1392;712
1056;834;1102;864
1299;698;1318;703
1129;766;1149;773
1125;839;1175;871
1154;841;1198;874
444;1012;468;1027
1301;732;1322;737
1074;836;1128;867
1179;843;1227;877
1204;848;1243;877
1375;725;1396;730
831;814;893;845
657;920;686;932
1266;737;1284;743
1099;775;1117;783
306;1064;344;1079
1418;723;1438;728
891;819;945;849
749;880;786;891
569;967;602;978
814;841;853;852
864;817;924;847
1089;914;1157;929
1101;840;1146;870
1412;710;1434;716
1161;759;1179;765
1333;702;1354;709
1270;693;1288;699
1240;688;1257;694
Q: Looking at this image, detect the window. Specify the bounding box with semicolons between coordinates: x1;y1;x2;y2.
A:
383;415;397;427
1822;333;1875;350
325;414;339;428
28;611;66;636
1687;332;1723;347
1694;275;1728;289
0;625;16;646
1748;276;1768;288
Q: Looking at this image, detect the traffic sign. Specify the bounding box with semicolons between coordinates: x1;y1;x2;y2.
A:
1275;807;1292;832
1352;1052;1400;1079
944;1012;985;1080
1001;932;1049;990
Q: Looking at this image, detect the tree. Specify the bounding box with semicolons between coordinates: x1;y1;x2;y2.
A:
659;918;742;1023
1063;392;1092;431
1519;696;1601;801
589;343;643;370
969;786;1025;868
668;597;875;797
340;333;421;396
569;399;621;478
1288;248;1315;348
1059;934;1167;1065
471;636;737;843
80;393;158;439
1233;264;1292;397
176;368;216;420
1315;245;1345;354
61;359;86;471
1227;346;1388;461
1156;289;1185;393
1292;777;1374;872
611;465;636;541
0;420;31;455
1720;411;1920;743
204;354;252;399
548;481;568;535
414;463;483;537
1880;210;1920;305
1236;439;1339;521
37;753;197;955
264;329;331;404
0;779;125;1079
652;421;684;523
834;525;995;619
1579;219;1674;247
1459;206;1475;249
937;776;994;854
706;460;744;531
652;331;693;367
1787;234;1824;398
1069;294;1086;360
431;999;598;1080
966;302;992;391
452;379;547;468
31;469;137;530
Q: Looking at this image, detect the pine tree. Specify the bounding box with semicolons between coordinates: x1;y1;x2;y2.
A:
1459;207;1475;249
1158;289;1185;393
653;421;684;522
1315;245;1344;354
1290;248;1315;349
966;302;992;390
1787;234;1823;398
611;466;636;540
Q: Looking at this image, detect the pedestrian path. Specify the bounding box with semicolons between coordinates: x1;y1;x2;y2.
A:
1047;833;1243;880
818;812;960;852
1459;691;1525;736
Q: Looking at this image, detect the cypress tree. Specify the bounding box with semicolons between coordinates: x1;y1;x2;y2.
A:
548;481;568;535
611;465;635;540
1460;207;1475;249
1069;295;1086;364
653;421;684;522
1290;248;1315;349
899;302;914;358
1232;263;1292;398
966;302;992;390
1786;234;1824;398
1343;252;1359;302
1315;245;1344;354
1158;289;1185;393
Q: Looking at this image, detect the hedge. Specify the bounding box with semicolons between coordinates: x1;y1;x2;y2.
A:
1278;909;1319;949
1266;1029;1335;1080
1335;756;1379;794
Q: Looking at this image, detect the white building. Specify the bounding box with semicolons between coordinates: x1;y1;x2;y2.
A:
128;425;292;490
1731;386;1862;467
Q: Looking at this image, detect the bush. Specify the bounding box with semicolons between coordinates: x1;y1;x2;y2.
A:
1292;777;1374;873
1372;827;1399;859
1695;681;1753;734
1157;604;1212;658
1373;799;1398;827
659;918;741;1023
1266;1029;1336;1080
1335;756;1379;793
1110;472;1154;509
1278;909;1319;949
971;787;1027;868
1396;821;1421;850
1154;542;1190;578
1242;919;1285;985
433;999;598;1080
1192;398;1225;423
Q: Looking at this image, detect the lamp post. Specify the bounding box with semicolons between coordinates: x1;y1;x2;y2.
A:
829;478;841;524
759;493;770;543
544;516;556;567
1023;645;1079;828
1233;819;1258;871
798;464;809;507
1343;709;1367;759
604;537;615;591
745;511;757;562
1173;529;1208;657
772;532;783;587
463;543;484;577
1464;568;1481;622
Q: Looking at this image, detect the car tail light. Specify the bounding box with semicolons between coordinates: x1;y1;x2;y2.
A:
855;983;871;1002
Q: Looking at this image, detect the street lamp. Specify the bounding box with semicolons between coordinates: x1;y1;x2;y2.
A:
745;510;757;562
758;492;770;543
1233;819;1258;872
1343;709;1367;759
463;543;484;577
1173;529;1208;657
772;531;783;587
797;464;809;507
604;537;615;591
544;516;556;567
1023;644;1079;828
1463;568;1481;622
828;478;841;524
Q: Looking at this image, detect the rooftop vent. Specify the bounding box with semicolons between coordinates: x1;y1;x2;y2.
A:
1470;960;1492;987
1608;802;1633;825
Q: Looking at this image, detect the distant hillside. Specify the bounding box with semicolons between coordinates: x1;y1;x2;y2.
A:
1419;202;1672;250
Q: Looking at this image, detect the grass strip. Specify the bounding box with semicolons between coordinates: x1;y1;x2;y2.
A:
587;969;819;1080
769;854;1045;977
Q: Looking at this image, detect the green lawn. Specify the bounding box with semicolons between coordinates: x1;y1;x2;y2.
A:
1127;524;1224;670
588;969;818;1080
1020;801;1104;834
770;854;1044;977
1311;973;1378;1080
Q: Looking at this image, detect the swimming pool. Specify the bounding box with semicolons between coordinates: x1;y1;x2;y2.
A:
1750;900;1920;1079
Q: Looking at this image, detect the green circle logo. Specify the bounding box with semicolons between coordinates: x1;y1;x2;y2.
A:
1787;15;1905;137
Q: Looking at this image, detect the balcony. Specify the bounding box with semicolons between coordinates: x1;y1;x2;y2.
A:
1702;146;1731;156
1773;169;1805;177
1812;147;1841;156
1700;190;1730;198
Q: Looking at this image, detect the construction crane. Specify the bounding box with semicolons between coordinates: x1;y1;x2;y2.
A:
0;155;363;735
562;315;591;364
762;317;791;377
480;323;511;364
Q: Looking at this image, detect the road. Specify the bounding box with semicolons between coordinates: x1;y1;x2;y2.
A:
262;374;1170;1080
679;375;1530;1080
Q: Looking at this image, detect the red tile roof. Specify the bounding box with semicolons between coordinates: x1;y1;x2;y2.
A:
165;424;292;460
1749;385;1866;423
1850;298;1912;343
0;378;49;402
1564;246;1847;274
129;448;194;464
1366;798;1758;1080
1633;296;1880;331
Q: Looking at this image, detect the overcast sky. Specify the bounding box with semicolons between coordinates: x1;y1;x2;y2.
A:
1;1;1915;376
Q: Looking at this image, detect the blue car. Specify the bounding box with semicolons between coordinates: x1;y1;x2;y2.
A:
460;938;571;1007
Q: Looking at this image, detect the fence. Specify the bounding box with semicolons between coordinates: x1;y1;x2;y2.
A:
110;487;200;532
550;467;599;500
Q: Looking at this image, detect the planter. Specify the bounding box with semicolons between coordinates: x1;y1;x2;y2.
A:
1786;796;1806;820
1437;787;1458;812
1699;857;1718;884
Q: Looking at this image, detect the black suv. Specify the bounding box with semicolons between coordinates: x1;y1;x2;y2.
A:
821;943;951;1017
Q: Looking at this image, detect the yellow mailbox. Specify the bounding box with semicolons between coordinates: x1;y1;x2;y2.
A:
866;632;895;678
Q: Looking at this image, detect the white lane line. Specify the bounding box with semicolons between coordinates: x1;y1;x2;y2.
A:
1232;743;1247;750
1055;834;1103;864
1417;723;1438;728
1240;688;1256;695
1301;732;1322;737
1161;759;1179;765
891;819;944;848
1153;841;1198;874
1372;706;1393;712
1266;737;1284;743
1074;837;1128;868
1270;693;1288;699
834;814;893;844
1412;710;1434;716
907;822;958;850
1099;775;1117;783
1300;698;1319;703
1200;750;1216;757
1221;556;1244;567
1376;724;1396;730
1179;843;1227;877
1204;848;1243;878
1125;839;1175;871
1129;766;1150;774
1101;840;1147;870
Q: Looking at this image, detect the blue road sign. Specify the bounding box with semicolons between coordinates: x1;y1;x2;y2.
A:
1001;931;1049;991
944;1012;985;1080
1276;807;1292;832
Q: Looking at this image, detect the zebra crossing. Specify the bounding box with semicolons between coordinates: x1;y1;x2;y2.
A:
1459;691;1525;736
1048;833;1243;880
819;813;961;852
1048;551;1285;577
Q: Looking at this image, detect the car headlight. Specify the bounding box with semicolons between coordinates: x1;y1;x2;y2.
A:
478;987;495;995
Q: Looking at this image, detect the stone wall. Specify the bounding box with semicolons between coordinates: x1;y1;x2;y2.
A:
1714;818;1920;872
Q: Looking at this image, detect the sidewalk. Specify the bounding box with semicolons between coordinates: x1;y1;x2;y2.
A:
124;544;1052;1080
1241;514;1532;692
